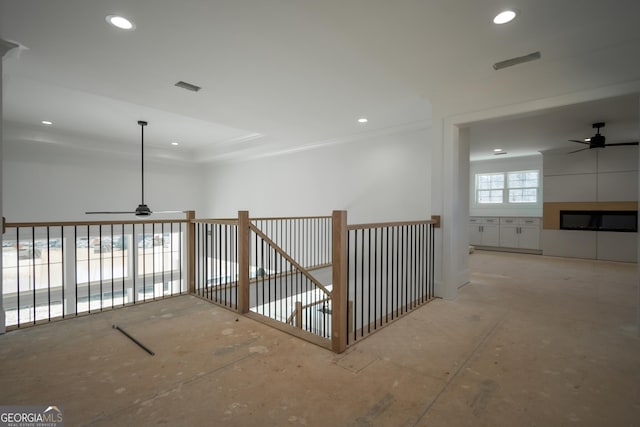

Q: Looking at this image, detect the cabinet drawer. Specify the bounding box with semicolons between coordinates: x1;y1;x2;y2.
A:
470;217;499;224
521;218;540;226
499;217;541;226
500;218;517;225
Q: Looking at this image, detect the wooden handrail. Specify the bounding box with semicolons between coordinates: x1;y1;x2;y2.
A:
4;219;187;228
250;216;332;221
188;216;332;225
4;215;334;229
4;215;440;231
286;297;332;325
190;218;238;225
248;222;332;296
347;218;438;231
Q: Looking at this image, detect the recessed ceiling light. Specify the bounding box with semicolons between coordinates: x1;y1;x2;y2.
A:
106;15;135;30
171;142;179;146
41;120;53;125
493;148;503;152
357;118;368;123
493;10;517;25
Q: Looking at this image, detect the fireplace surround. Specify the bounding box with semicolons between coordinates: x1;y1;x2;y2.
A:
560;210;637;232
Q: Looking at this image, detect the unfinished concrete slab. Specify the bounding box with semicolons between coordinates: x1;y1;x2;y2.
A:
1;251;638;426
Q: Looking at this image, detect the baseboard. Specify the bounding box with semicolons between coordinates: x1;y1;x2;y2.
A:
472;246;543;255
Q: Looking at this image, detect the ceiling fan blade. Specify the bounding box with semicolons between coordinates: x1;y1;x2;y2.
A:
86;209;185;216
568;139;590;145
86;211;137;214
604;141;639;147
568;147;589;154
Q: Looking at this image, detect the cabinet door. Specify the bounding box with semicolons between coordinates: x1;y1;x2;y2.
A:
518;226;540;249
482;225;500;247
469;225;483;246
499;225;518;248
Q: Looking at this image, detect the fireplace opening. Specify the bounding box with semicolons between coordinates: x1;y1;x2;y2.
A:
560;210;637;232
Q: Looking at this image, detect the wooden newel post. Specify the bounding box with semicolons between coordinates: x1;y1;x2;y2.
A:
295;301;303;329
186;210;196;294
331;210;348;353
237;211;250;314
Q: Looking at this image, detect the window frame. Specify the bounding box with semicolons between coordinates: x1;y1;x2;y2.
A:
475;172;505;204
474;169;540;206
506;170;539;204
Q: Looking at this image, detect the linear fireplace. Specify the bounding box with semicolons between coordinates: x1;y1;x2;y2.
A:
560;210;637;232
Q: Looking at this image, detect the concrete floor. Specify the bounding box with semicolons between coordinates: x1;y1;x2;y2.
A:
1;250;639;426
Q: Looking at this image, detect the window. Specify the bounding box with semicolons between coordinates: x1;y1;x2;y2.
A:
475;170;539;205
507;170;538;203
476;173;504;204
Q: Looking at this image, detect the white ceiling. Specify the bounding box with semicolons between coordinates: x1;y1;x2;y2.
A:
468;94;640;161
2;0;640;163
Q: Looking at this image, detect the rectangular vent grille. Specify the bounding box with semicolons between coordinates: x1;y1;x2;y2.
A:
493;51;541;70
175;81;202;92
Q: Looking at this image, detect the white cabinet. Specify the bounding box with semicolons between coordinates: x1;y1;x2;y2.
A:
469;217;500;247
469;219;483;246
499;217;540;250
470;216;542;252
543;230;597;259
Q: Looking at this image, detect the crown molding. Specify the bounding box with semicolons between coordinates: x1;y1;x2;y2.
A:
198;118;432;164
0;39;19;57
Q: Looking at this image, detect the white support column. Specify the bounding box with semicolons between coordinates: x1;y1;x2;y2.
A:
431;113;471;300
637;95;640;337
0;39;19;333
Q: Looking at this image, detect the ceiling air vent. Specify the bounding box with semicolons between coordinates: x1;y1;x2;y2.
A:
174;80;202;92
493;51;541;70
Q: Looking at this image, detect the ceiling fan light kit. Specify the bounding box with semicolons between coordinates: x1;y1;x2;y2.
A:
568;122;639;153
135;204;152;217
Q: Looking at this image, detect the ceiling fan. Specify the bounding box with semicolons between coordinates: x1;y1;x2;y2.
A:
568;122;639;153
86;121;184;217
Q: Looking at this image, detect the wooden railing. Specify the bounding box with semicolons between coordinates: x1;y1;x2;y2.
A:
250;216;332;270
343;217;439;347
246;217;333;347
1;217;188;329
192;218;239;310
1;211;440;353
188;212;335;348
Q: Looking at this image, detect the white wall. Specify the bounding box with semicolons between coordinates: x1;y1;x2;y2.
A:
469;155;543;217
1;39;19;333
2;139;203;222
541;145;638;261
201;126;431;224
543;146;638;202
